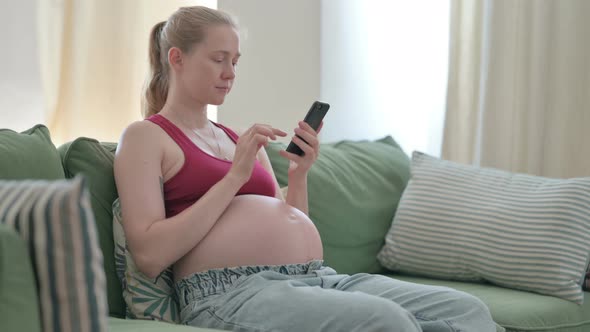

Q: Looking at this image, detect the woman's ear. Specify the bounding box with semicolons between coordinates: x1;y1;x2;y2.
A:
168;47;183;71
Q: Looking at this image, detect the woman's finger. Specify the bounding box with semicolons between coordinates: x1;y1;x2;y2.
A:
279;149;304;163
294;127;318;149
298;121;319;134
316;121;324;134
291;135;315;156
251;124;288;139
252;133;270;148
271;128;288;137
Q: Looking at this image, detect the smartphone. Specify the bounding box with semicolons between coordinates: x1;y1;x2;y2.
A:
286;101;330;156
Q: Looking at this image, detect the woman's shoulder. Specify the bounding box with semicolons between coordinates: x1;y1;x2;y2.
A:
120;118;164;141
117;119;167;155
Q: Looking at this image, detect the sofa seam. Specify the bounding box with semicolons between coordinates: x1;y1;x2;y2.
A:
501;319;590;331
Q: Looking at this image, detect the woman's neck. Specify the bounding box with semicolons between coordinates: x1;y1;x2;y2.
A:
159;94;209;130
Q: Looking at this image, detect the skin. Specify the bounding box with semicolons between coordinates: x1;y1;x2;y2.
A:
114;24;324;280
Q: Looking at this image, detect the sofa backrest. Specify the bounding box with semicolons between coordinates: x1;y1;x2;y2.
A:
57;138;125;318
0;125;65;180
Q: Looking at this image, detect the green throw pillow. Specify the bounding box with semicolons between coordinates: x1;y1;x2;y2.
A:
0;176;108;332
57;138;124;317
0;224;41;332
265;136;411;274
112;198;179;322
378;151;590;304
0;125;65;180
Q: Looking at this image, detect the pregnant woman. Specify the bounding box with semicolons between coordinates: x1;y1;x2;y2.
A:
114;5;499;332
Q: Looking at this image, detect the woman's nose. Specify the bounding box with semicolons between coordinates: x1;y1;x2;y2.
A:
222;64;236;80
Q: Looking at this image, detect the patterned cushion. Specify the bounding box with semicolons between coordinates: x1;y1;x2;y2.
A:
0;176;108;332
378;151;590;304
112;198;179;322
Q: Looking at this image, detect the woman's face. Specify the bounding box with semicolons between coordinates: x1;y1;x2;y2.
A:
177;24;241;106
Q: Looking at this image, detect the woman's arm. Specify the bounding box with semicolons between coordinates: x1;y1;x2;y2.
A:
114;121;244;279
284;172;309;215
280;121;323;215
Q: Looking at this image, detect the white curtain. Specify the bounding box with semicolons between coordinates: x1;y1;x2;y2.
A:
443;0;590;178
37;0;215;145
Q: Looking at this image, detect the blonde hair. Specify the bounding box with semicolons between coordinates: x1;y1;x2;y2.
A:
142;6;238;118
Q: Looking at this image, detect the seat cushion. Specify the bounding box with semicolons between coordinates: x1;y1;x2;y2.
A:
389;274;590;332
108;317;220;331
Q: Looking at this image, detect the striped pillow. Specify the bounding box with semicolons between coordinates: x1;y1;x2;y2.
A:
377;151;590;304
0;176;108;332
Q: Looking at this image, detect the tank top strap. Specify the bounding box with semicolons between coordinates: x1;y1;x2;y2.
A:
146;114;195;152
214;122;240;142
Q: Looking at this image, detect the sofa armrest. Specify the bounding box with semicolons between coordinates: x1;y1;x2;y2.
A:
0;224;41;332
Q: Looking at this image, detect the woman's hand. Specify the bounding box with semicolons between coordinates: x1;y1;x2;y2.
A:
280;121;323;179
229;124;287;184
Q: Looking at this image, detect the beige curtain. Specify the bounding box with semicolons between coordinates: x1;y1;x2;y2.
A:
443;0;590;178
37;0;214;145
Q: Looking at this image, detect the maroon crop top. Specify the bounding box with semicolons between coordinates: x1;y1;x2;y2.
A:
147;114;276;217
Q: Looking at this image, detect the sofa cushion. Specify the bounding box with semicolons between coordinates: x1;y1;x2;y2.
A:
391;274;590;332
112;198;179;322
378;152;590;304
0;224;42;332
0;125;65;180
0;176;108;332
108;317;220;331
265;136;410;274
57;138;124;317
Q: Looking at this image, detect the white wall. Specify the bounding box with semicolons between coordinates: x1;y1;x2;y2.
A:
0;0;44;132
217;0;320;142
319;1;373;143
320;0;450;156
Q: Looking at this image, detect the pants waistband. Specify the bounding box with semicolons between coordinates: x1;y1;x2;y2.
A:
175;260;325;309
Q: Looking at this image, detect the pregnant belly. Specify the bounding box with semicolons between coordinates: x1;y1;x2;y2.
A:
173;195;324;281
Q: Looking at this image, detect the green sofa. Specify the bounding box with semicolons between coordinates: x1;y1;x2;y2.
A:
1;124;590;332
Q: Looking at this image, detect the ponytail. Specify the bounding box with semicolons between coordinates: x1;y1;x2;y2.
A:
142;21;169;118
